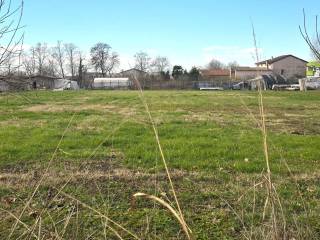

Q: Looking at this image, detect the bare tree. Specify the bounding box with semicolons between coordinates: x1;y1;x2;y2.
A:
64;43;78;79
43;57;57;76
207;58;226;70
90;42;119;77
106;51;120;76
134;51;150;72
310;39;320;60
1;54;15;75
52;41;66;78
78;54;85;87
0;0;24;74
22;47;36;76
34;43;48;75
91;42;110;77
300;9;320;61
227;61;239;69
151;56;170;72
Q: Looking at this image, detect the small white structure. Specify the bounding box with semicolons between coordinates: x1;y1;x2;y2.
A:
93;78;130;89
54;79;79;90
299;77;320;91
306;78;320;90
200;87;223;91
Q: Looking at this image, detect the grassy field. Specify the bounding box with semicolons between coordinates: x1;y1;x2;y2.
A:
0;90;320;239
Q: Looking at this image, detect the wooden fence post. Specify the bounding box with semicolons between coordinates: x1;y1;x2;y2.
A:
299;79;307;91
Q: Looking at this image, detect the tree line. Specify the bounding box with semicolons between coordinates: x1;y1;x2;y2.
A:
1;38;243;82
18;42;119;79
0;42;176;80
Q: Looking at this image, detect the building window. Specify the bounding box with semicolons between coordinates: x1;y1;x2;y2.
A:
281;69;285;75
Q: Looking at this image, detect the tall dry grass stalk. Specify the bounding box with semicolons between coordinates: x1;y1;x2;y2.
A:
0;208;38;239
8;112;77;239
58;190;140;240
252;22;286;239
238;91;314;239
5;109;136;239
34;120;136;239
133;193;191;238
132;77;192;240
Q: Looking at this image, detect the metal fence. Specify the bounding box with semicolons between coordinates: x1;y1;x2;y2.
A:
134;79;235;90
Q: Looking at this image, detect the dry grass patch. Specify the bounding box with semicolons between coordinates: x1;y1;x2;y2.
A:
0;119;48;128
24;103;136;116
0;166;195;191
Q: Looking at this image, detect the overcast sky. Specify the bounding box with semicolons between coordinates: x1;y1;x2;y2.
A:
23;0;319;70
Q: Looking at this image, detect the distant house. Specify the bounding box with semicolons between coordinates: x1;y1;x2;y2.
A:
199;69;230;86
230;67;273;81
0;75;34;91
118;68;147;79
26;75;59;89
0;75;81;92
197;69;231;88
28;76;81;90
256;55;307;79
116;68;148;89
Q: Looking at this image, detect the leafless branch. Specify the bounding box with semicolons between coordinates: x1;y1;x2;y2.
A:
0;0;24;75
299;9;320;61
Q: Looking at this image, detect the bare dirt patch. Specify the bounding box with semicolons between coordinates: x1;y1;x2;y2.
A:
0;167;194;190
184;111;228;124
24;103;136;116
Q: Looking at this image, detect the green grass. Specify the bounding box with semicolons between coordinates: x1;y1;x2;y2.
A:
0;90;320;239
